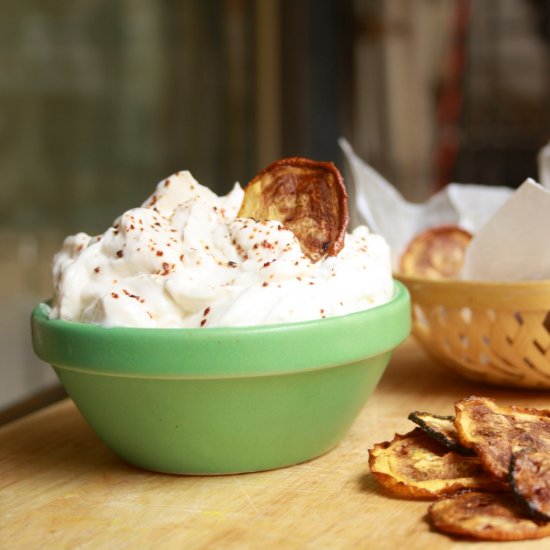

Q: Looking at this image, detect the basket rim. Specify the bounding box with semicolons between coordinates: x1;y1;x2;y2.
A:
395;274;550;309
395;273;550;289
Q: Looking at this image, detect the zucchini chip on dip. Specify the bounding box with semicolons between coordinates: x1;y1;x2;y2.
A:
368;428;501;498
455;396;550;481
510;450;550;522
429;491;550;541
238;157;349;262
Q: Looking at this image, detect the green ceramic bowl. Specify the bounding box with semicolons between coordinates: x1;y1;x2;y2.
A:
31;281;410;474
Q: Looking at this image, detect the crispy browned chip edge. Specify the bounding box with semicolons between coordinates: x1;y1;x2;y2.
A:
429;491;550;541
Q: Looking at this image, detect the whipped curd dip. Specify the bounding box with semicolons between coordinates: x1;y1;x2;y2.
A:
50;171;393;328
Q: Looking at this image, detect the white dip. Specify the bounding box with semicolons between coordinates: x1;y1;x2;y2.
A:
50;171;393;327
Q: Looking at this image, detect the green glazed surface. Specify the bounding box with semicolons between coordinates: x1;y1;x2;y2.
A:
32;281;410;474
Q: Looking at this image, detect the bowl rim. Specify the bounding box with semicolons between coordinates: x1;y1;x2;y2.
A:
31;281;411;379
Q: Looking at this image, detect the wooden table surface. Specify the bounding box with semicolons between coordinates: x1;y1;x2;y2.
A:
3;339;550;550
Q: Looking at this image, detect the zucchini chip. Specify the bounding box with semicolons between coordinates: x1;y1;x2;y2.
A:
510;450;550;522
455;396;550;481
368;428;502;498
429;491;550;541
408;411;475;456
399;225;472;279
238;157;349;262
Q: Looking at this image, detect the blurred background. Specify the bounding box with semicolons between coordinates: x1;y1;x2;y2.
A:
2;0;549;421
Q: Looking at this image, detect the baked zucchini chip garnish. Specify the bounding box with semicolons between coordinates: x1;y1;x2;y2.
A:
368;428;501;498
429;491;550;541
408;411;475;456
510;450;550;522
238;157;349;262
455;396;550;481
399;224;472;279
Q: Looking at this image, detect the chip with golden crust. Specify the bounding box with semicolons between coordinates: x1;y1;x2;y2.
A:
408;411;475;456
238;157;349;262
399;224;472;279
429;491;550;541
510;450;550;522
454;396;550;481
368;428;502;498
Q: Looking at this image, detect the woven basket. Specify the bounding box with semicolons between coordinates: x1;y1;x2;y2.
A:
396;274;550;389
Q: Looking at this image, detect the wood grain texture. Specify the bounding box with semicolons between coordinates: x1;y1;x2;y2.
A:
2;339;550;549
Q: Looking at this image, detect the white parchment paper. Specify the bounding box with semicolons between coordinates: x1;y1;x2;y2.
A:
462;179;550;280
339;138;512;270
340;138;550;281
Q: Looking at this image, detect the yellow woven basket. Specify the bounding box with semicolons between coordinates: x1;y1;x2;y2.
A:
396;274;550;389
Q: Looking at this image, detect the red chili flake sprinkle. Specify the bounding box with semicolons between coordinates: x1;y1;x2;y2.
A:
309;282;315;286
161;262;171;275
262;282;269;287
94;266;101;273
261;240;274;249
116;250;124;258
156;250;164;257
228;261;237;268
130;224;135;230
122;289;144;302
204;307;211;316
205;245;210;250
149;195;158;206
263;262;270;268
320;309;325;314
179;254;184;262
200;319;207;327
277;225;283;231
111;292;119;299
165;179;171;187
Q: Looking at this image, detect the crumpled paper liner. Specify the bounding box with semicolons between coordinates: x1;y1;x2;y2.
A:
340;138;550;281
539;140;550;190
